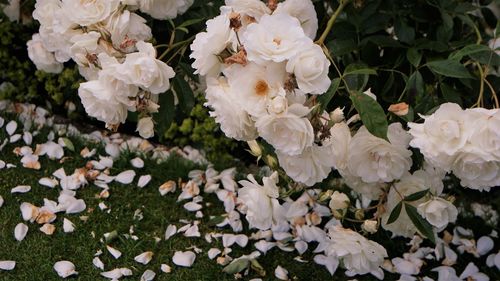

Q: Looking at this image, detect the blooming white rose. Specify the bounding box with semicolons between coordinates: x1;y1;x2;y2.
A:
78;54;138;126
286;42;330;94
242;13;309;64
275;0;318;39
224;62;287;117
105;10;152;52
381;172;429;238
451;149;500;191
139;0;193;20
237;172;285;230
69;32;102;67
277;144;335;186
324;122;351;171
33;0;62;26
408;103;469;170
205;76;258;141
137;117;154;139
347;123;412;183
2;0;20;22
417;197;457;230
115;41;175;94
190;13;237;77
62;0;120;26
224;0;271;25
27;34;63;74
325;225;387;275
464;108;500;161
256;103;313;155
38;25;77;63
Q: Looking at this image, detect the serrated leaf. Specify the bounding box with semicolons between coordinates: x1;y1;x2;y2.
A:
61;138;74;152
426;60;474;79
407;48;422;67
387;201;403;225
350;91;388;141
317;78;341;111
404;189;429;202
222;259;249;274
405;203;435;244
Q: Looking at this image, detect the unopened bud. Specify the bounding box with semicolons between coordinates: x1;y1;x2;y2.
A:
265;155;278;169
329;107;345;123
362;220;378;234
329;191;350;211
318;190;334;202
247;140;262;157
354;209;365;220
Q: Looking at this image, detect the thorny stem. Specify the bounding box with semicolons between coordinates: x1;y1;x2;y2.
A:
316;0;351;45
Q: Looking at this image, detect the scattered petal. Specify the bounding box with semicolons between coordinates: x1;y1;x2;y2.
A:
63;218;75;233
39;177;58;188
106;245;122;259
160;264;171;273
92;257;104;270
14;223;28;241
131;157;144;168
159;180;176;195
172;251;196;267
115;170;136;184
274;265;288;280
11;185;31;193
40;223;55;235
53;261;77;278
140;269;156;281
6;120;17;136
138;175;152;188
184;202;202;212
477;236;494;256
208;248;221;260
134;251;153;265
0;261;15;271
165;224;177;240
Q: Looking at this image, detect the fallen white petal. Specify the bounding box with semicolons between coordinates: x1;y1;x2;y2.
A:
183;224;200;237
172;251;196;267
208;248;221;260
20;202;39;222
6;120;17;136
295;240;308;255
134;251;153;265
92;257;104;270
101;268;123;279
138;175;152;188
235;235;248;247
10;134;21;143
14;223;28;241
477;236;494;256
131;157;144;168
11;185;31;193
115;170;136;184
65;199;86;214
53;261;77;278
63;218;75;233
160;264;171;273
274;265;288;280
0;160;5;169
165;224;177;240
106;245;122;259
40;224;56;235
140;269;156;281
184;202;202;212
159;180;176;195
0;117;4;128
39;177;58;188
0;261;15;270
0;196;3;208
23;132;32;145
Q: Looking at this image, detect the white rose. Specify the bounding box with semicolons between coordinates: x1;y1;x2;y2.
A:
286;42;330;95
329;191;350;210
324;122;351;171
205;76;258;141
465;108;500;161
139;0;193;20
62;0;120;26
342;172;386;200
115;41;175;94
381;172;429;238
78;54;139;126
27;34;64;74
2;0;20;22
417;197;457;230
277;144;334;186
347;123;412;183
33;0;61;26
256;103;313;156
325;225;387;275
237;172;285;230
451;149;500;191
105;10;152;52
190;13;237;77
274;0;318;39
69;32;102;67
242;13;309;64
38;25;77;63
408;103;469;170
137;117;154;139
224;0;271;24
224;62;286;117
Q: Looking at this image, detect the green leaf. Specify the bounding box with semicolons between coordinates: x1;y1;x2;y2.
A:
317;78;341;111
177;18;205;29
406;48;422;67
349;91;388;140
327;39;357;57
440;83;462;106
387;201;403;225
394;18;415;43
406;71;424;99
404;189;429;202
405;203;436;244
449;44;491;61
343;64;376;91
207;215;226;226
223;259;250;274
172;75;195;114
154;91;175;141
426;60;473;79
61;138;74;152
343;68;378;76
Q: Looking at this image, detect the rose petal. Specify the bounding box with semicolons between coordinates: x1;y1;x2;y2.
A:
477;236;494;256
0;261;16;271
134;251;153;265
140;269;156;281
92;257;104;270
160;264;171;273
14;223;28;241
106;245;122;259
53;261;77;278
6;120;17;136
165;224;177;240
39;177;58;188
208;248;221;260
274;265;288;280
115;170;136;184
138;175;152;188
172;251;196;267
63;218;75;233
11;185;31;193
131;157;144;168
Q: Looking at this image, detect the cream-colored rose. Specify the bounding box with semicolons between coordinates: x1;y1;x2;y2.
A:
62;0;120;26
136;117;154;139
139;0;193;20
274;0;318;39
329;191;350;211
27;34;63;74
286;42;330;95
417;197;457;230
